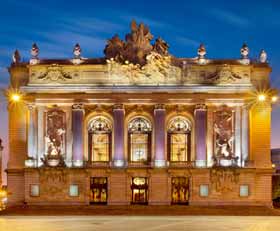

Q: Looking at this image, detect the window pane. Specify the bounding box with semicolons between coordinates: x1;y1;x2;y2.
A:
30;184;39;197
240;185;249;197
131;134;148;162
92;134;109;161
170;134;187;161
200;185;209;197
69;185;79;197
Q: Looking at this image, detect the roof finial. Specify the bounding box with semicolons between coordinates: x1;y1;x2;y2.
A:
12;50;21;64
30;43;40;65
240;43;249;59
73;43;81;59
239;43;250;65
197;43;206;59
259;49;267;63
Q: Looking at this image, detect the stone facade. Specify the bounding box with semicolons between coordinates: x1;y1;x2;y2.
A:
6;21;276;206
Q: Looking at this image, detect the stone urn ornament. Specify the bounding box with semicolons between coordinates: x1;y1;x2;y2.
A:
259;49;267;63
239;43;250;65
197;43;206;59
73;43;81;59
30;43;40;65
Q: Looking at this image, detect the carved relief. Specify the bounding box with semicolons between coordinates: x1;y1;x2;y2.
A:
32;64;74;81
39;168;69;197
205;65;249;84
213;105;238;167
210;168;239;193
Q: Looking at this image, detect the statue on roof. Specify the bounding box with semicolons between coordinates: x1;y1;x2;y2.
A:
104;20;169;66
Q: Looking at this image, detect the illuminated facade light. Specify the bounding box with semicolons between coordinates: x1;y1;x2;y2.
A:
10;93;21;102
258;94;266;102
272;96;278;103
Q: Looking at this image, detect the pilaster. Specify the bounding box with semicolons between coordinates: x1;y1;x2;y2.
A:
113;104;125;167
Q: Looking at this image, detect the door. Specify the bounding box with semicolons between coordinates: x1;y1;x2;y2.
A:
131;177;148;204
171;177;189;205
90;177;108;204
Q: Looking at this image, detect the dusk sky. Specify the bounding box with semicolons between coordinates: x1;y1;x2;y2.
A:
0;0;280;172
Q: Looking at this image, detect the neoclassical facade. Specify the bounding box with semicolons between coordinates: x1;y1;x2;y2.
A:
6;21;276;206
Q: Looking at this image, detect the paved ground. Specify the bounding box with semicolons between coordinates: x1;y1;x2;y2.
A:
0;216;280;231
1;205;280;216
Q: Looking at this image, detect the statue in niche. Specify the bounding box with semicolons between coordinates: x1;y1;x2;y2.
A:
213;105;238;167
41;107;66;167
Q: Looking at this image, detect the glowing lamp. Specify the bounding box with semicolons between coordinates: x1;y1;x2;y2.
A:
257;94;266;102
272;96;278;103
11;93;21;102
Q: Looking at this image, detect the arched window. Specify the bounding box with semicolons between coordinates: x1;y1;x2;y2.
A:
128;117;152;162
167;116;191;162
88;116;112;162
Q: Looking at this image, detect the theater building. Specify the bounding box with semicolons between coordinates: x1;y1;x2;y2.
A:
6;21;277;206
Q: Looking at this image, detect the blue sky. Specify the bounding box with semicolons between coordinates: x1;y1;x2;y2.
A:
0;0;280;154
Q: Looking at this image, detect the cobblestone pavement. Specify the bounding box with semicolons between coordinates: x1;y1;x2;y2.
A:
0;216;280;231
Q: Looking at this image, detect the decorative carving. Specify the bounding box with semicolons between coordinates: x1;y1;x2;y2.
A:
167;116;191;133
41;106;66;167
36;65;72;81
12;50;21;64
72;103;84;110
206;65;243;83
107;53;180;84
195;104;207;110
210;168;240;193
213;105;238;167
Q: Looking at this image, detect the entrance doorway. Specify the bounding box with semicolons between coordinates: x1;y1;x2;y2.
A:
171;177;189;205
131;177;148;204
90;177;108;204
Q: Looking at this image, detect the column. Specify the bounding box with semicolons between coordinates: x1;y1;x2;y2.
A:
195;104;207;167
154;104;166;167
26;104;38;167
113;104;125;167
234;106;242;166
72;103;84;167
241;106;249;167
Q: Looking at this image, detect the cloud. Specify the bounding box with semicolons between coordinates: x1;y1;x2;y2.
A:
209;8;252;28
175;36;200;48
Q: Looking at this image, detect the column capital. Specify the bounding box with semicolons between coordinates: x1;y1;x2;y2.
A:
154;104;165;110
72;103;84;110
195;104;207;111
27;103;36;110
113;104;124;110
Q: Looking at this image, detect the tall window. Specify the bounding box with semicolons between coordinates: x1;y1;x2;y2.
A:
128;117;152;162
88;116;112;162
167;116;191;162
